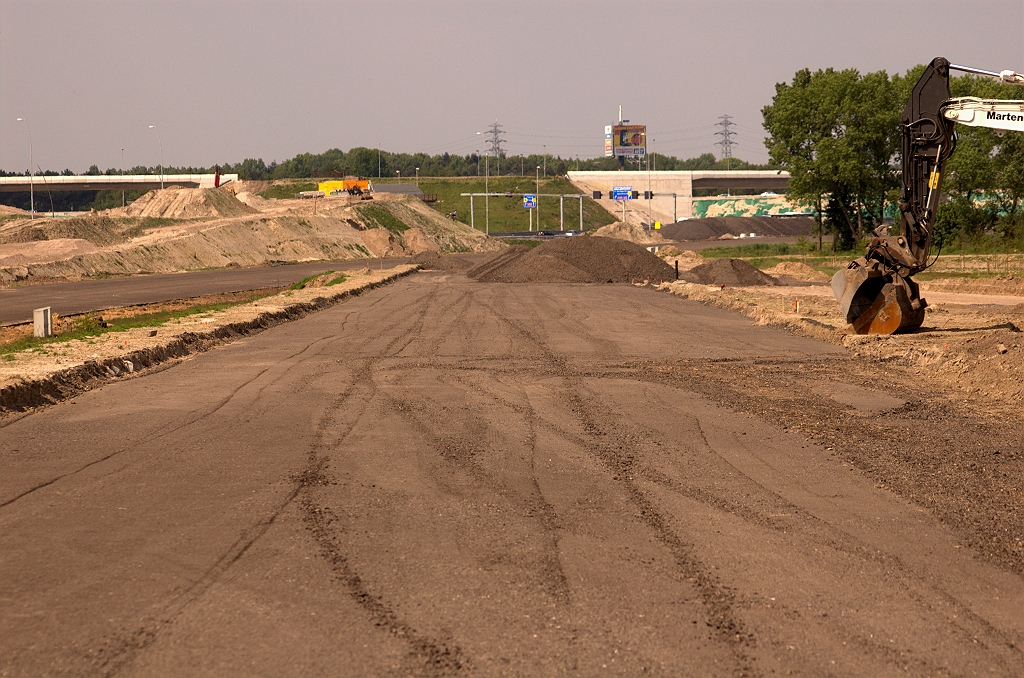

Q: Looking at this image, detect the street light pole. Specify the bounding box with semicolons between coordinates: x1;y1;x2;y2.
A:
543;145;546;178
536;165;540;231
121;147;125;207
378;145;381;178
415;167;419;187
16;118;34;219
148;125;163;189
484;152;489;236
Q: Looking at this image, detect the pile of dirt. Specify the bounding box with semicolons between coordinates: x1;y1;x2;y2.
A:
680;258;779;286
468;236;675;283
410;251;472;271
592;221;664;244
659;216;815;241
0;215;138;247
122;187;258;219
763;261;830;282
0;205;27;215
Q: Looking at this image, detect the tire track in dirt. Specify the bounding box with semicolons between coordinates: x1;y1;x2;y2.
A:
294;283;475;676
625;357;1024;668
417;297;1023;674
629;356;1024;579
82;279;448;675
91;484;304;677
475;291;757;677
1;275;431;509
2;322;349;509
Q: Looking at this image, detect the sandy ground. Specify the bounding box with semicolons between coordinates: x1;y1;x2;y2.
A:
658;279;1024;416
0;189;499;286
3;274;1022;676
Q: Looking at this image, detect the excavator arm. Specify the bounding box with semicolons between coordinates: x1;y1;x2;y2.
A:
831;57;1024;334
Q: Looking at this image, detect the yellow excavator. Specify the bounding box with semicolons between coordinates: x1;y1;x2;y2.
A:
832;57;1024;333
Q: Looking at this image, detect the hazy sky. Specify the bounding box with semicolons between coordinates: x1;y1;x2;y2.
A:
2;0;1022;173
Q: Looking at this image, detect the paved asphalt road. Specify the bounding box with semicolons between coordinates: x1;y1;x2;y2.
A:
2;274;1022;676
0;258;411;326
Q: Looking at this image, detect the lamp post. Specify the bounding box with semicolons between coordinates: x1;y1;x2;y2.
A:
121;147;125;207
476;131;482;177
415;167;419;187
543;144;547;178
397;170;401;182
536;165;541;231
16;118;34;219
484;151;489;236
377;144;381;178
148;125;163;189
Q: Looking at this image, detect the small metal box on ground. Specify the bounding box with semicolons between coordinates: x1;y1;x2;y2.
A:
33;307;52;338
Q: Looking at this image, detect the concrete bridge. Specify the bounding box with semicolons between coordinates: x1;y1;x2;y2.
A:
566;170;790;224
0;174;238;193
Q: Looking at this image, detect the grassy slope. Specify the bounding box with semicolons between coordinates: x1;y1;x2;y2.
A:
374;176;616;233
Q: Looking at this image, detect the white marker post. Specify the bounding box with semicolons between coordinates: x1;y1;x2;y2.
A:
33;307;52;338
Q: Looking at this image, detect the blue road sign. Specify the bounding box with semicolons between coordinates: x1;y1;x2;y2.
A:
611;186;632;201
523;194;537;209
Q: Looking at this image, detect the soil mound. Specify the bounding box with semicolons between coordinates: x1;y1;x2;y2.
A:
680;258;779;286
764;261;829;282
592;221;664;244
0;205;27;215
410;251;472;271
468;236;674;283
659;216;814;241
124;187;257;219
0;216;136;247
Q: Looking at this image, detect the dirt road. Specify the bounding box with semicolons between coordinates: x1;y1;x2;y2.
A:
2;274;1022;677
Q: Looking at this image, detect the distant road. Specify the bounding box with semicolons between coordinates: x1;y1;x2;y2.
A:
0;258;409;325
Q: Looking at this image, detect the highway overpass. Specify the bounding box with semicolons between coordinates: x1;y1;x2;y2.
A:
567;170;790;222
0;174;238;193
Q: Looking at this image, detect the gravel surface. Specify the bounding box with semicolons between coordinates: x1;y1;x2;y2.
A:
3;274;1021;676
679;258;780;286
659;216;814;241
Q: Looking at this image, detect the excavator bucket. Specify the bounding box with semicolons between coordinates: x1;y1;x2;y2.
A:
831;267;926;334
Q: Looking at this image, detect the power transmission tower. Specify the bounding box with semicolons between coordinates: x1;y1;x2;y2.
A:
487;120;506;174
714;115;737;170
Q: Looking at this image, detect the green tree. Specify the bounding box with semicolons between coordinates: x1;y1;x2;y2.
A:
763;67;900;251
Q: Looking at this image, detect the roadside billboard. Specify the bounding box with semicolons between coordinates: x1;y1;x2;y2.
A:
612;125;646;157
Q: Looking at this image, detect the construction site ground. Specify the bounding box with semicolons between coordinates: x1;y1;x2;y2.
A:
2;262;1023;677
0;186;501;288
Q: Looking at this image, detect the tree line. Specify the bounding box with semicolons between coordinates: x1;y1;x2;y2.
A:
763;64;1024;251
0;149;772;212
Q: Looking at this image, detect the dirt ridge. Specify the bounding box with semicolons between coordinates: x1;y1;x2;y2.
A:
468;237;674;283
